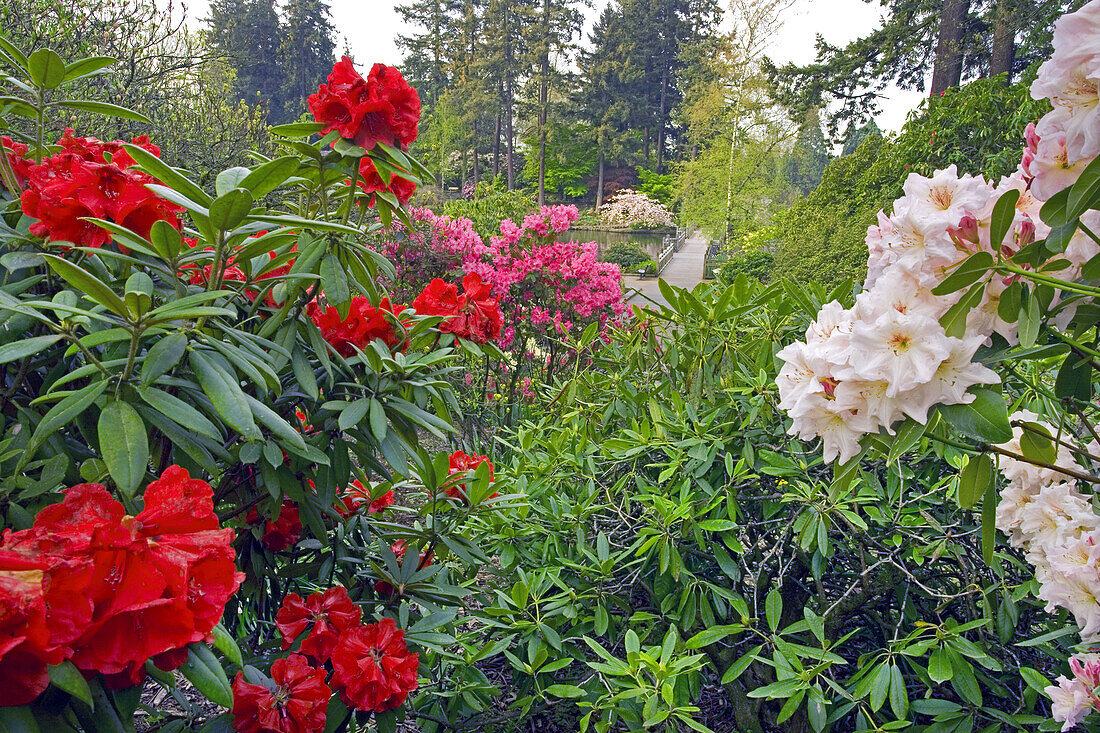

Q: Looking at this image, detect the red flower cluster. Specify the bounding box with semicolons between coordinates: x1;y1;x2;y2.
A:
357;156;417;206
307;296;406;357
337;480;395;518
308;57;420;151
0;466;243;704
231;654;329;733
413;273;502;344
446;450;497;503
1;136;32;190
247;500;302;552
276;586;361;663
20;129;183;249
271;587;419;713
331;617;419;712
180;232;297;308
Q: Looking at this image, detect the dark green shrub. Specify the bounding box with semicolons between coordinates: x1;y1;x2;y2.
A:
602;243;654;272
772;74;1050;288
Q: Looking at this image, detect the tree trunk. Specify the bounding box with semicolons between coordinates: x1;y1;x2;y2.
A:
930;0;971;95
656;66;668;174
989;0;1015;81
493;108;501;177
596;150;605;209
644;127;650;167
537;0;550;207
472;122;480;188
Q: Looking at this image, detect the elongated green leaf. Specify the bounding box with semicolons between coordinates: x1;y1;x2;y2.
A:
25;379;109;460
290;350;318;400
1018;293;1041;348
179;643;232;708
239;156;299;198
338;398;371;431
250;213;362;236
140;332;188;385
1067;155;1100;221
190;351;260;441
931;251;993;295
1055;350;1093;402
0;705;40;733
62;56;115;81
957;454;992;509
0;334;63;364
137;387;222;441
939;281;985;338
27;48;65;88
982;477;997;564
320;253;350;317
98;400;149;496
936;387;1012;444
211;624;243;668
243;394;305;449
270;122;324;137
208;188;254;230
765;588;782;632
122;144;211;205
747;678;805;699
989;189;1020;253
47;660;92;704
57;99;151;124
928;647;952;683
41;255;128;318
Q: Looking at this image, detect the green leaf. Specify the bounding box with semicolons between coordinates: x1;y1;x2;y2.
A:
369;398;387;441
179;643;232;708
57;99;151;124
243;394;305;449
137;387;222;441
24;379;109;461
239;156;299;198
722;644;763;684
931;252;993;296
1067;155;1100;222
989;189;1021;253
338;398;371;431
1019;421;1057;464
939;281;985;338
41;255;128;318
0;706;40;733
928;647;952;683
747;678;805;699
1018;290;1041;348
98;400;149;497
685;625;742;649
0;334;63;364
190;351;260;441
140;332;188;385
27;48;66;88
957;454;992;509
121;144;211;205
270;122;324;137
982;473;997;564
320;253;351;317
936;387;1012;444
1019;667;1051;696
211;624;243;668
290;349;319;401
208;188;254;231
869;663;891;711
62;56;115;81
1054;350;1093;402
47;660;93;705
888;663;908;719
544;684;587;699
765;589;782;632
323;697;350;733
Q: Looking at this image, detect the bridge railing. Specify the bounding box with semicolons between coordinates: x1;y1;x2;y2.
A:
639;228;687;278
703;237;726;280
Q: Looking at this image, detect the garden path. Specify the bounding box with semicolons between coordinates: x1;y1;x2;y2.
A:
623;231;710;309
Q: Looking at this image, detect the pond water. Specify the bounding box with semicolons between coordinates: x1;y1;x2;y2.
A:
555;228;670;258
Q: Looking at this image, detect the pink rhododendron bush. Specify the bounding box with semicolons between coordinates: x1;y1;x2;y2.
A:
376;204;627;407
597;188;675;229
778;1;1100;728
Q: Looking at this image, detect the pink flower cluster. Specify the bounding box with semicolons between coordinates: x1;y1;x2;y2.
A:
1050;657;1100;730
598;189;674;229
464;206;626;347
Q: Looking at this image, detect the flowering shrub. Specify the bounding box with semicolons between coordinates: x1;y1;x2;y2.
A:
0;38;510;732
778;2;1100;729
597;188;675;229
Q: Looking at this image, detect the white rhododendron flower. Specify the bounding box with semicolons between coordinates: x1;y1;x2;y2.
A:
1048;674;1097;731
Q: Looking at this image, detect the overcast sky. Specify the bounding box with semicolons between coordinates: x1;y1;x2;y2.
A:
181;0;926;131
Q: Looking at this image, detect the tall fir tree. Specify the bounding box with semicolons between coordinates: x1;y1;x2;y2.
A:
206;0;283;119
277;0;336;123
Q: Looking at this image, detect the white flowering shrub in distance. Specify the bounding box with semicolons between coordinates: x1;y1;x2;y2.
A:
598;188;675;229
778;2;1100;729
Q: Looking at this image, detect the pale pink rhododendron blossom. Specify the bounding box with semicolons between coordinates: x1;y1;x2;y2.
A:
598;189;674;229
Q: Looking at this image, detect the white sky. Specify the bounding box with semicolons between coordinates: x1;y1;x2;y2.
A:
180;0;925;131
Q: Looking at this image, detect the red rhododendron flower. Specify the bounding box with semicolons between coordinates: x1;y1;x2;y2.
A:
0;466;243;691
413;273;501;343
231;654;329;733
1;136;32;191
374;540;433;597
445;450;497;503
307;296;406;356
0;550;63;706
357;156;417;206
308;57;420;151
337;480;394;518
276;586;361;663
20;132;183;249
330;617;419;712
247;500;302;552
